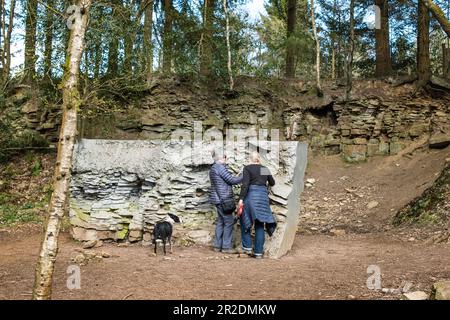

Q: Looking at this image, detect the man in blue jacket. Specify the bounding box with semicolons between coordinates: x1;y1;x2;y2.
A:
209;149;242;254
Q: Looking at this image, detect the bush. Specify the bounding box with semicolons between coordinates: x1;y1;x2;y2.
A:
0;118;49;163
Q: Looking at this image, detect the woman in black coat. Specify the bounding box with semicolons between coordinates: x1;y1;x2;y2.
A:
238;151;276;259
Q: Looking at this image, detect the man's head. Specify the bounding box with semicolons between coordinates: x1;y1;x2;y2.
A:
212;148;227;164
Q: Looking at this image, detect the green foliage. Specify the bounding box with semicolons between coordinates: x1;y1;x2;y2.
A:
0;117;49;163
394;163;450;226
256;0;314;77
0;191;43;227
0;202;43;226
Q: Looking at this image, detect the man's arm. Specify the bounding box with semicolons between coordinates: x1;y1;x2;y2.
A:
218;165;243;185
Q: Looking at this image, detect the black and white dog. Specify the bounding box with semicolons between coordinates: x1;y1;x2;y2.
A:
152;213;181;255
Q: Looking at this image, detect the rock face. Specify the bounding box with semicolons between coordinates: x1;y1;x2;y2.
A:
70;139;307;258
2;78;448;164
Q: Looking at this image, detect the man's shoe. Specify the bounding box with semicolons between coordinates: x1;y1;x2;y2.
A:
253;254;263;259
222;248;239;254
213;247;221;252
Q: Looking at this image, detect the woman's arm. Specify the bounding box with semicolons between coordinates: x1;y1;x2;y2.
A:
268;174;275;187
239;167;250;200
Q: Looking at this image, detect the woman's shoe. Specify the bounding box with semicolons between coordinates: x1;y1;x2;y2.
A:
253;254;263;259
213;247;221;252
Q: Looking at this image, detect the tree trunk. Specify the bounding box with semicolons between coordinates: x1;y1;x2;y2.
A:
375;0;392;77
331;46;336;80
162;0;173;74
24;0;38;82
336;2;343;79
285;0;296;78
32;0;92;300
43;0;54;81
143;0;154;85
1;0;15;84
223;0;233;90
107;0;119;76
123;0;133;73
199;0;215;77
310;0;321;91
443;43;450;78
424;0;450;37
1;0;5;79
93;41;101;79
346;0;355;101
417;0;431;85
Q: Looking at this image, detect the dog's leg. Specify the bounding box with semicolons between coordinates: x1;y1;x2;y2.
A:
163;240;166;255
154;241;157;255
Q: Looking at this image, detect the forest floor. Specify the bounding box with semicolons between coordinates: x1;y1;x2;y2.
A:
0;146;449;300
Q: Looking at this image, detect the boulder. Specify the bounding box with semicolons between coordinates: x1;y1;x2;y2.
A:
429;134;450;149
367;201;379;209
341;144;367;162
431;281;450;300
70;139;307;259
403;291;428;300
187;230;211;245
82;240;99;249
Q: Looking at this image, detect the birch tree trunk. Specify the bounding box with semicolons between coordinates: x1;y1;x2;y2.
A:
33;0;92;300
223;0;233;90
310;0;321;91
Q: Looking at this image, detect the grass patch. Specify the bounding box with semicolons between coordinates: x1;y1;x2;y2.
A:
0;203;44;226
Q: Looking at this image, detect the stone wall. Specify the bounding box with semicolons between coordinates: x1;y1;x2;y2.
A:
286;98;449;161
78;79;449;162
70;139;307;258
4;78;449;163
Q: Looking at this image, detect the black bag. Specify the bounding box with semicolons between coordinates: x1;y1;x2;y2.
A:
212;169;236;215
219;198;236;215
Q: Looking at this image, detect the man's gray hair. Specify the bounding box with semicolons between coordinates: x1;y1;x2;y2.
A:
211;147;225;161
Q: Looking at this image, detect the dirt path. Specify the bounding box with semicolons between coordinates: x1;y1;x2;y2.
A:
1;231;449;300
301;147;450;236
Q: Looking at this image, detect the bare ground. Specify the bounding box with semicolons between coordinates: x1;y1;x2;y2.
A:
0;147;449;300
1;232;449;300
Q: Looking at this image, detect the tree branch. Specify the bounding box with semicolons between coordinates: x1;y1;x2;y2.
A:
424;0;450;38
